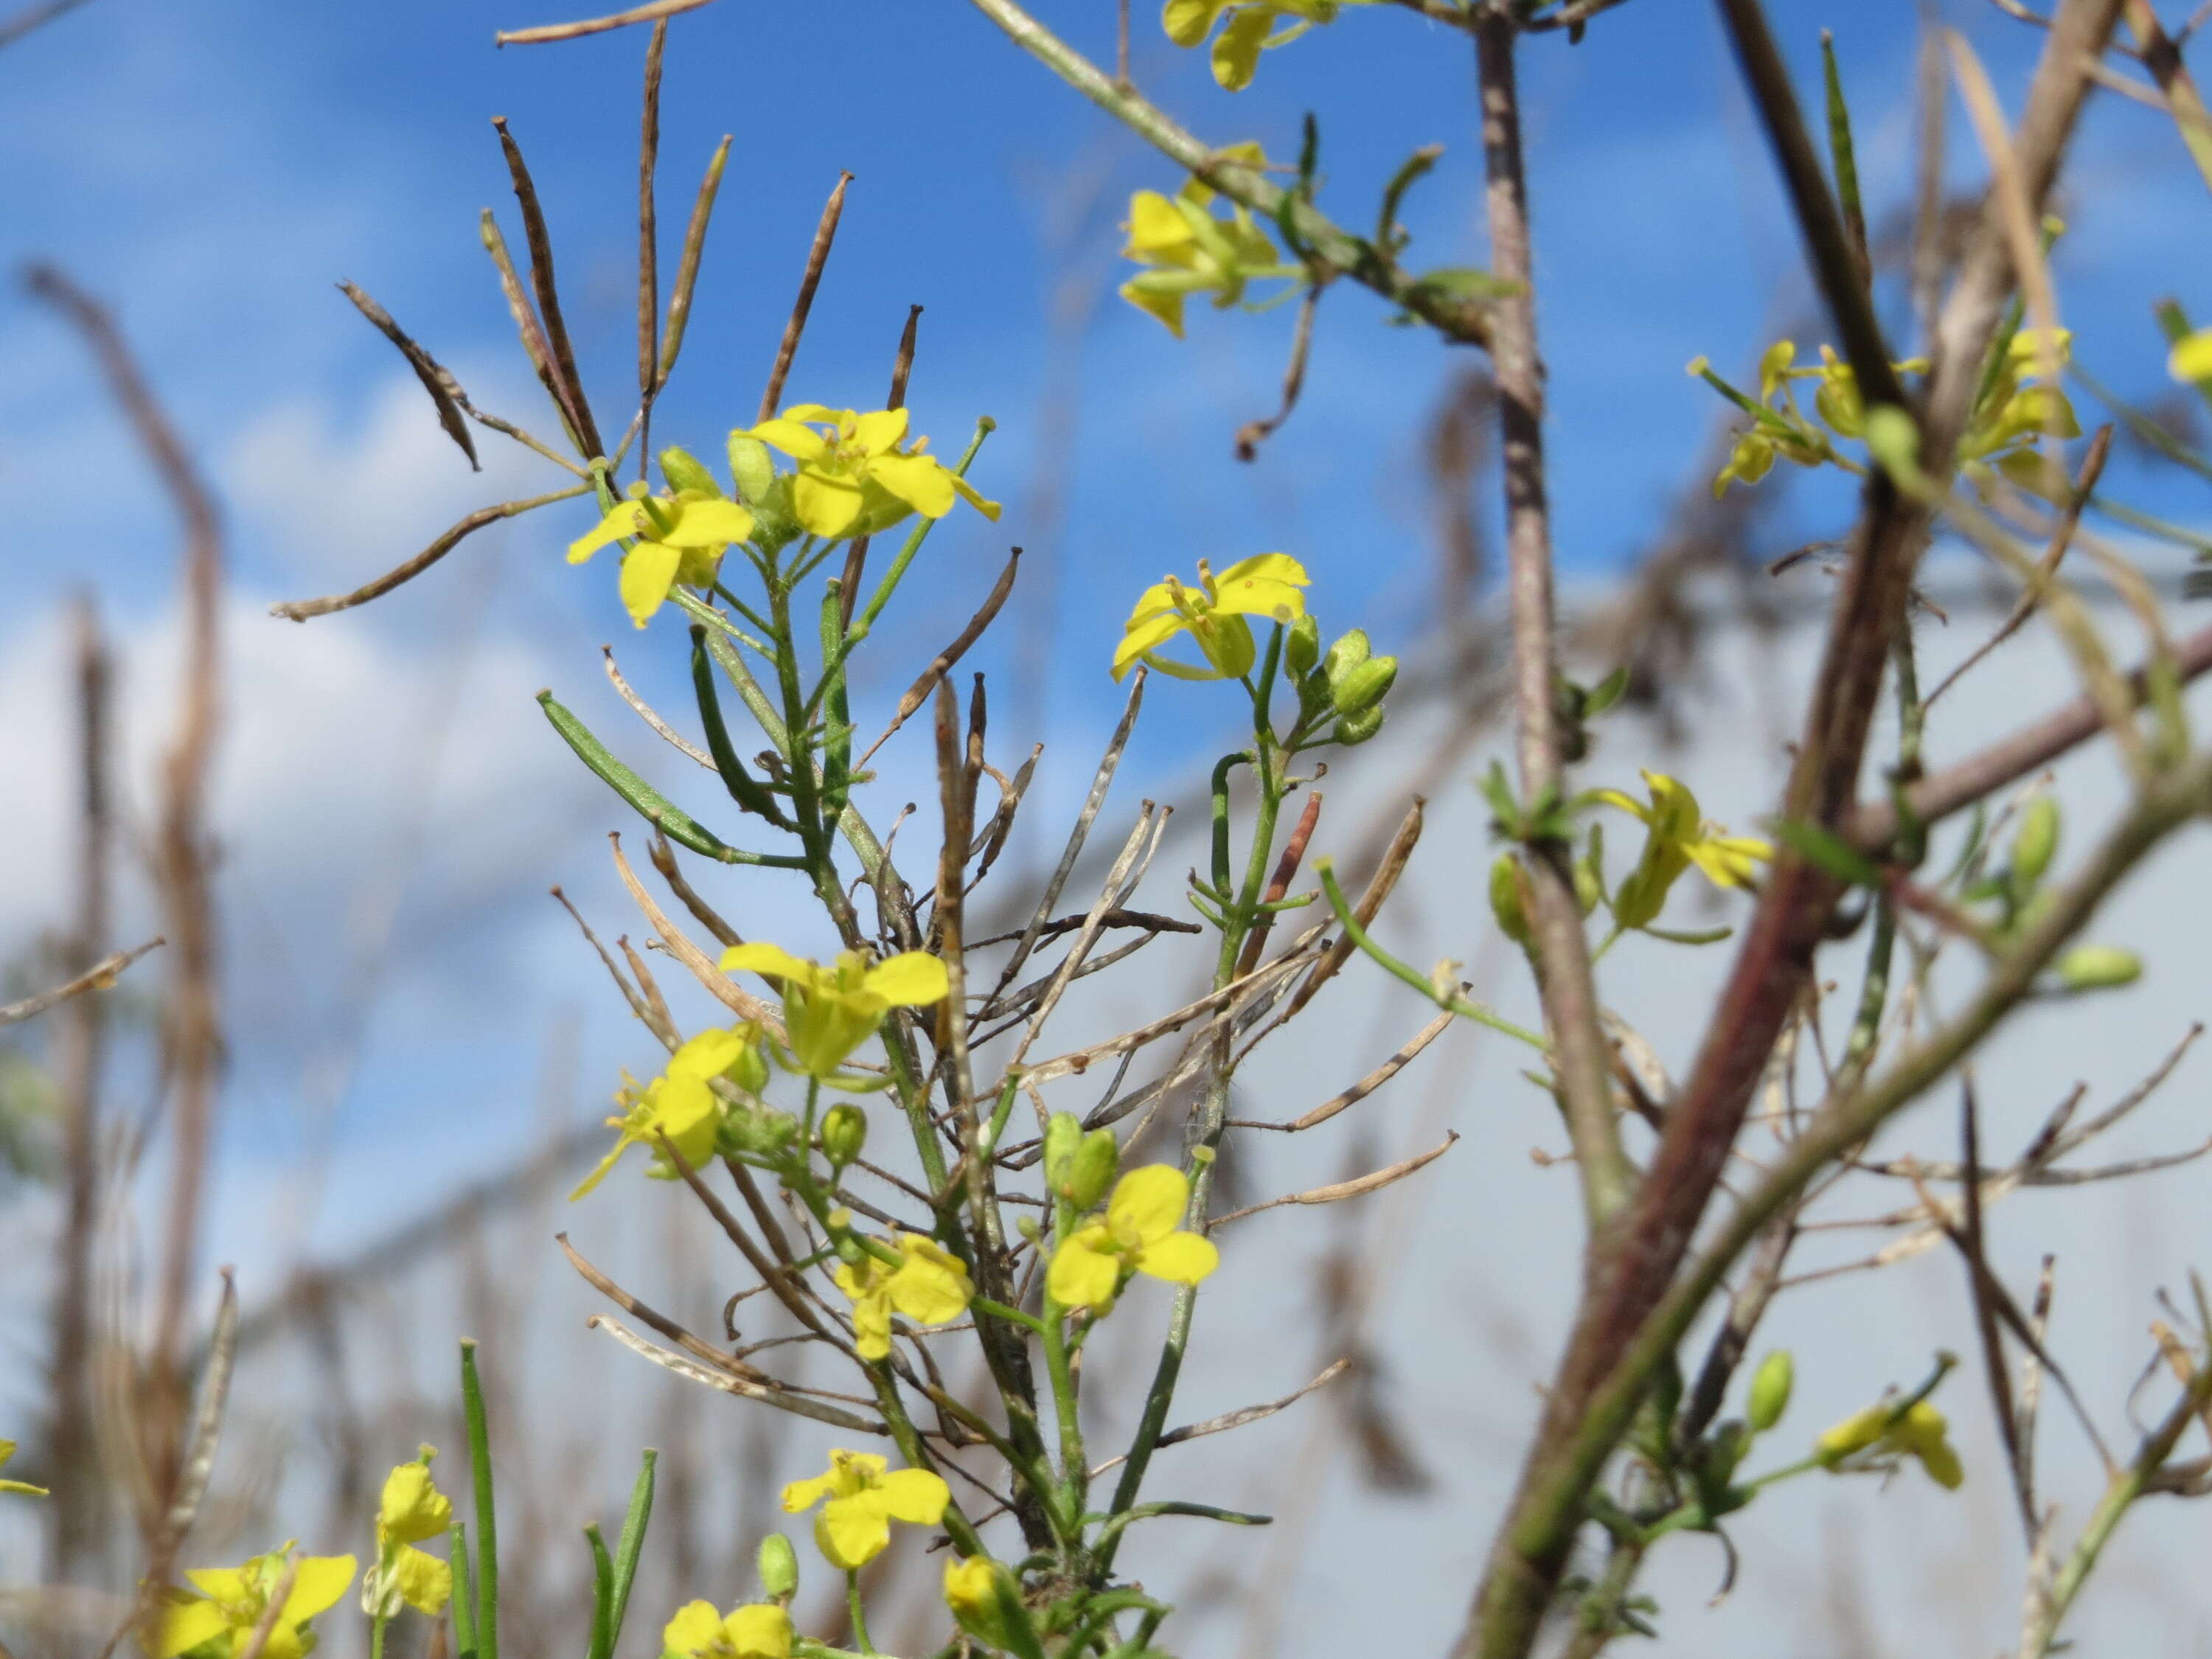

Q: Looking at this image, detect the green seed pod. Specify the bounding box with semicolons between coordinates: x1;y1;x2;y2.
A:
1330;655;1398;717
1065;1128;1119;1212
1489;853;1531;946
2011;796;2060;888
1747;1349;1794;1433
658;445;720;498
1334;703;1386;746
1321;628;1371;685
2057;943;2141;991
821;1104;868;1169
757;1532;799;1601
726;431;778;506
1284;613;1321;678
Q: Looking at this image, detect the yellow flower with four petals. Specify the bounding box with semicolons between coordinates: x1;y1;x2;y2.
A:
568;490;756;630
781;1450;950;1570
571;1025;766;1200
1113;554;1310;682
1048;1165;1220;1310
1593;771;1768;931
835;1234;975;1361
662;1599;793;1659
1119;151;1291;336
737;405;1000;540
719;944;948;1080
150;1544;357;1659
1815;1398;1964;1490
365;1454;453;1619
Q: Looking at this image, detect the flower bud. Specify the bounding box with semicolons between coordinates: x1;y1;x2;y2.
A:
1334;703;1386;746
821;1105;868;1169
1065;1129;1119;1212
1489;853;1531;946
758;1532;800;1601
658;445;720;497
2057;943;2140;991
1297;669;1334;720
1329;655;1397;718
2011;796;2059;888
722;1107;798;1158
726;432;778;506
1747;1349;1793;1433
942;1556;1036;1655
1321;628;1370;684
1043;1112;1082;1194
1284;613;1321;678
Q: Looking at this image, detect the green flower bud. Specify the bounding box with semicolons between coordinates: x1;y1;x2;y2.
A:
2057;943;2140;991
1574;835;1604;917
726;431;778;506
729;1030;771;1096
1489;853;1531;946
1330;655;1398;717
1747;1350;1794;1433
1065;1128;1119;1212
722;1107;798;1158
1321;628;1371;684
1297;668;1334;720
758;1532;799;1601
1043;1111;1082;1193
821;1104;868;1169
2011;796;2059;889
1334;703;1386;746
1708;1417;1750;1478
1285;613;1321;678
658;445;720;498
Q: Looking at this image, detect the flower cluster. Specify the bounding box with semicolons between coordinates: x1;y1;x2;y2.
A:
1593;771;1768;932
1119;150;1297;337
1161;0;1378;90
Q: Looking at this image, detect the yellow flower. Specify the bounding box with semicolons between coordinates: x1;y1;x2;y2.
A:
717;945;949;1080
365;1455;452;1618
0;1439;46;1497
736;406;999;540
663;1600;793;1659
942;1554;1000;1621
942;1555;1030;1649
1118;155;1290;335
2170;326;2212;384
1593;771;1768;931
1113;554;1310;682
834;1234;975;1361
150;1544;357;1659
1161;0;1374;90
568;490;756;630
780;1450;950;1570
1047;1165;1220;1310
571;1026;766;1200
1815;1399;1964;1490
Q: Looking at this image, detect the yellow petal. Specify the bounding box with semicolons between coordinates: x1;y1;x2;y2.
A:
618;540;684;629
660;498;756;549
1047;1234;1123;1308
1588;787;1651;825
664;1600;727;1657
1161;0;1227;46
780;1472;837;1514
378;1463;451;1545
281;1554;358;1624
1119;276;1188;338
1135;1228;1220;1285
2171;328;2212;383
389;1545;452;1615
863;452;956;519
945;472;1003;522
568;501;648;566
183;1568;247;1602
1124;189;1200;259
720;943;818;985
1113;611;1186;679
863;951;950;1008
1210;5;1273;90
1108;1164;1191;1243
153;1596;231;1659
792;470;866;538
1214;552;1310;590
669;1026;747;1080
567;1137;631;1202
848;407;911;456
872;1467;950;1525
723;1604;795;1659
1208;576;1305;626
819;1497;891;1568
746;417;829;463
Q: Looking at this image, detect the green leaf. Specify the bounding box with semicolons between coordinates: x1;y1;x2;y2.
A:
1767;818;1884;888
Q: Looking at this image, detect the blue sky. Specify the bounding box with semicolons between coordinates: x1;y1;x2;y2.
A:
1;0;2208;1252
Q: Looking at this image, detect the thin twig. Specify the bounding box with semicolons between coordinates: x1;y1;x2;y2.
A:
0;939;162;1028
496;0;717;44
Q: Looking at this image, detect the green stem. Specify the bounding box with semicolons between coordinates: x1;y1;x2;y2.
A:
846;1571;874;1657
1315;863;1548;1049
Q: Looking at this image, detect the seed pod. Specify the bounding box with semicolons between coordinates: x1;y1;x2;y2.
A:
758;1532;799;1601
2011;796;2059;888
821;1104;868;1169
1330;654;1398;717
2057;943;2140;991
659;445;720;497
1285;613;1321;678
1747;1350;1794;1433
